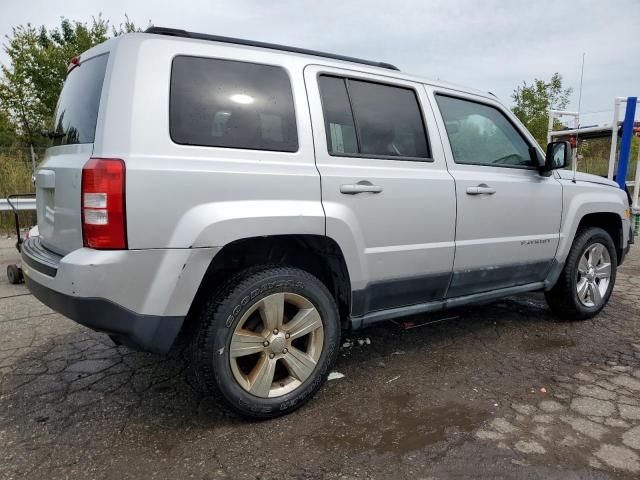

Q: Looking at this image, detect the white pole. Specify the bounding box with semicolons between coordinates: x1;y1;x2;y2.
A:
608;99;621;180
547;110;579;144
29;144;37;173
547;111;555;145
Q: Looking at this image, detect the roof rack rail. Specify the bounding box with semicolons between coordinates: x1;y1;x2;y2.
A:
144;26;400;71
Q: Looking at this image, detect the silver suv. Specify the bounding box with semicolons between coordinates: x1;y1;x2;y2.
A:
23;27;633;418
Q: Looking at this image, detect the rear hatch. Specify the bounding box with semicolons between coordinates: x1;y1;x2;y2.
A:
37;53;109;255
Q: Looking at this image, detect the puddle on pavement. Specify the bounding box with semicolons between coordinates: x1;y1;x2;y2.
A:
522;335;576;352
308;392;487;455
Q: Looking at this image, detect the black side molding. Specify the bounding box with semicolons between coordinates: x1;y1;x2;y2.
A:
351;281;546;329
351;271;451;317
145;26;400;71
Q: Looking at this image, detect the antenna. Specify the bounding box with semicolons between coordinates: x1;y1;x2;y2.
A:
573;52;586;182
577;52;586;114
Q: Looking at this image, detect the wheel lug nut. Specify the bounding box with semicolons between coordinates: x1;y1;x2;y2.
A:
283;348;288;354
263;340;269;347
285;333;290;339
269;353;275;359
273;329;279;334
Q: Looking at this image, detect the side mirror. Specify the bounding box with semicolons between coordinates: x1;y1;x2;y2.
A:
544;141;571;171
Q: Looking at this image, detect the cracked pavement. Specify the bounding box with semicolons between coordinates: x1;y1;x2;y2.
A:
1;236;640;479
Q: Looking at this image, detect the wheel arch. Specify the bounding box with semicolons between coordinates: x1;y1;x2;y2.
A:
556;187;628;266
575;212;624;264
180;234;353;339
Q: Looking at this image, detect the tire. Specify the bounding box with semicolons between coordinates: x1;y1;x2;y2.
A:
7;264;23;285
545;227;617;320
191;266;340;419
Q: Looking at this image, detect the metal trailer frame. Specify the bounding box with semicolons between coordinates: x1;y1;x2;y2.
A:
1;145;38;283
548;96;640;212
2;194;35;284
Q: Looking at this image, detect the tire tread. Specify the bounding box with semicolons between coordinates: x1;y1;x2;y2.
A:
545;227;617;320
191;265;339;419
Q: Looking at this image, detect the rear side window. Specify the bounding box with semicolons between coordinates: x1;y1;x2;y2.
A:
348;80;429;158
170;56;298;152
51;54;109;145
318;76;358;155
318;75;430;160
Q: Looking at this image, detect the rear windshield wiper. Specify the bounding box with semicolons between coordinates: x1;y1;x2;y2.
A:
41;130;65;139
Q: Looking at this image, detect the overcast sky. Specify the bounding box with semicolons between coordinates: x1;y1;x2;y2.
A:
1;0;638;125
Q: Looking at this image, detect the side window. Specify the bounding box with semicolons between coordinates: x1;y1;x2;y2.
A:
318;75;430;159
170;56;298;152
348;80;429;158
436;95;533;168
318;76;358;155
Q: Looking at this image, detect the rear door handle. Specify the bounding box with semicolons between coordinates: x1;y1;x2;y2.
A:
340;183;383;194
466;185;496;195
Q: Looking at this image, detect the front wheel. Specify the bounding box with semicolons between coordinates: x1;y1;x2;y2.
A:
545;227;617;320
191;266;340;418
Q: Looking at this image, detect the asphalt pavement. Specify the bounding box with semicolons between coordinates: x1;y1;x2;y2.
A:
1;236;640;479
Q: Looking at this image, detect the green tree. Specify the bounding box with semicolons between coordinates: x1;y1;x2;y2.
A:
0;15;144;146
511;73;573;147
0;108;16;146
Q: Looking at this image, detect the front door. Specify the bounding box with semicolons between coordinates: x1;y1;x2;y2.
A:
304;66;457;317
431;91;562;297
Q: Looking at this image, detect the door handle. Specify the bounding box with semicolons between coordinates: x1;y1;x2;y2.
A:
466;185;496;195
340;183;383;194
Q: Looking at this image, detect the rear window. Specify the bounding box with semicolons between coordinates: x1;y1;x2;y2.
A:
170;56;298;152
51;54;109;146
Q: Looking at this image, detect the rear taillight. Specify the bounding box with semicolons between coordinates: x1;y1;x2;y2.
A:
81;158;127;249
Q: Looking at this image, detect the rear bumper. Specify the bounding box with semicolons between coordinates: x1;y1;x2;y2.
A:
21;236;219;353
25;275;183;353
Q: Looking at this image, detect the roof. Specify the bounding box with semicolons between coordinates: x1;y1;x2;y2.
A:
145;26;399;72
140;26;494;101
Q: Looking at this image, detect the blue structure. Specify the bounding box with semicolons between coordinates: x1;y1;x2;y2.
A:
616;96;637;189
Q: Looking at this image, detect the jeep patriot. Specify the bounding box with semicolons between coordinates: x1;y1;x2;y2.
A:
22;27;633;417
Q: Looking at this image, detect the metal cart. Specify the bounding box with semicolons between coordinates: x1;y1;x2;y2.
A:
5;193;36;284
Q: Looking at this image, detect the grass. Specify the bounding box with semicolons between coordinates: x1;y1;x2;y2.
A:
0;148;38;232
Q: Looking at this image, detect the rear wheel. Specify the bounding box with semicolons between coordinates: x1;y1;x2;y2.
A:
545;227;617;320
191;266;340;418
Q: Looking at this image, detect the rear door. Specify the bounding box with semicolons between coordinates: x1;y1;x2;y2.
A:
430;90;562;297
304;66;456;317
37;52;109;255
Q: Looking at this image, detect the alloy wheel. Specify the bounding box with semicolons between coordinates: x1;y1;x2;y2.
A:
229;292;324;398
576;242;611;307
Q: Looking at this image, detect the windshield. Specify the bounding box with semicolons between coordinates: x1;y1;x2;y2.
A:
51;53;109;146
